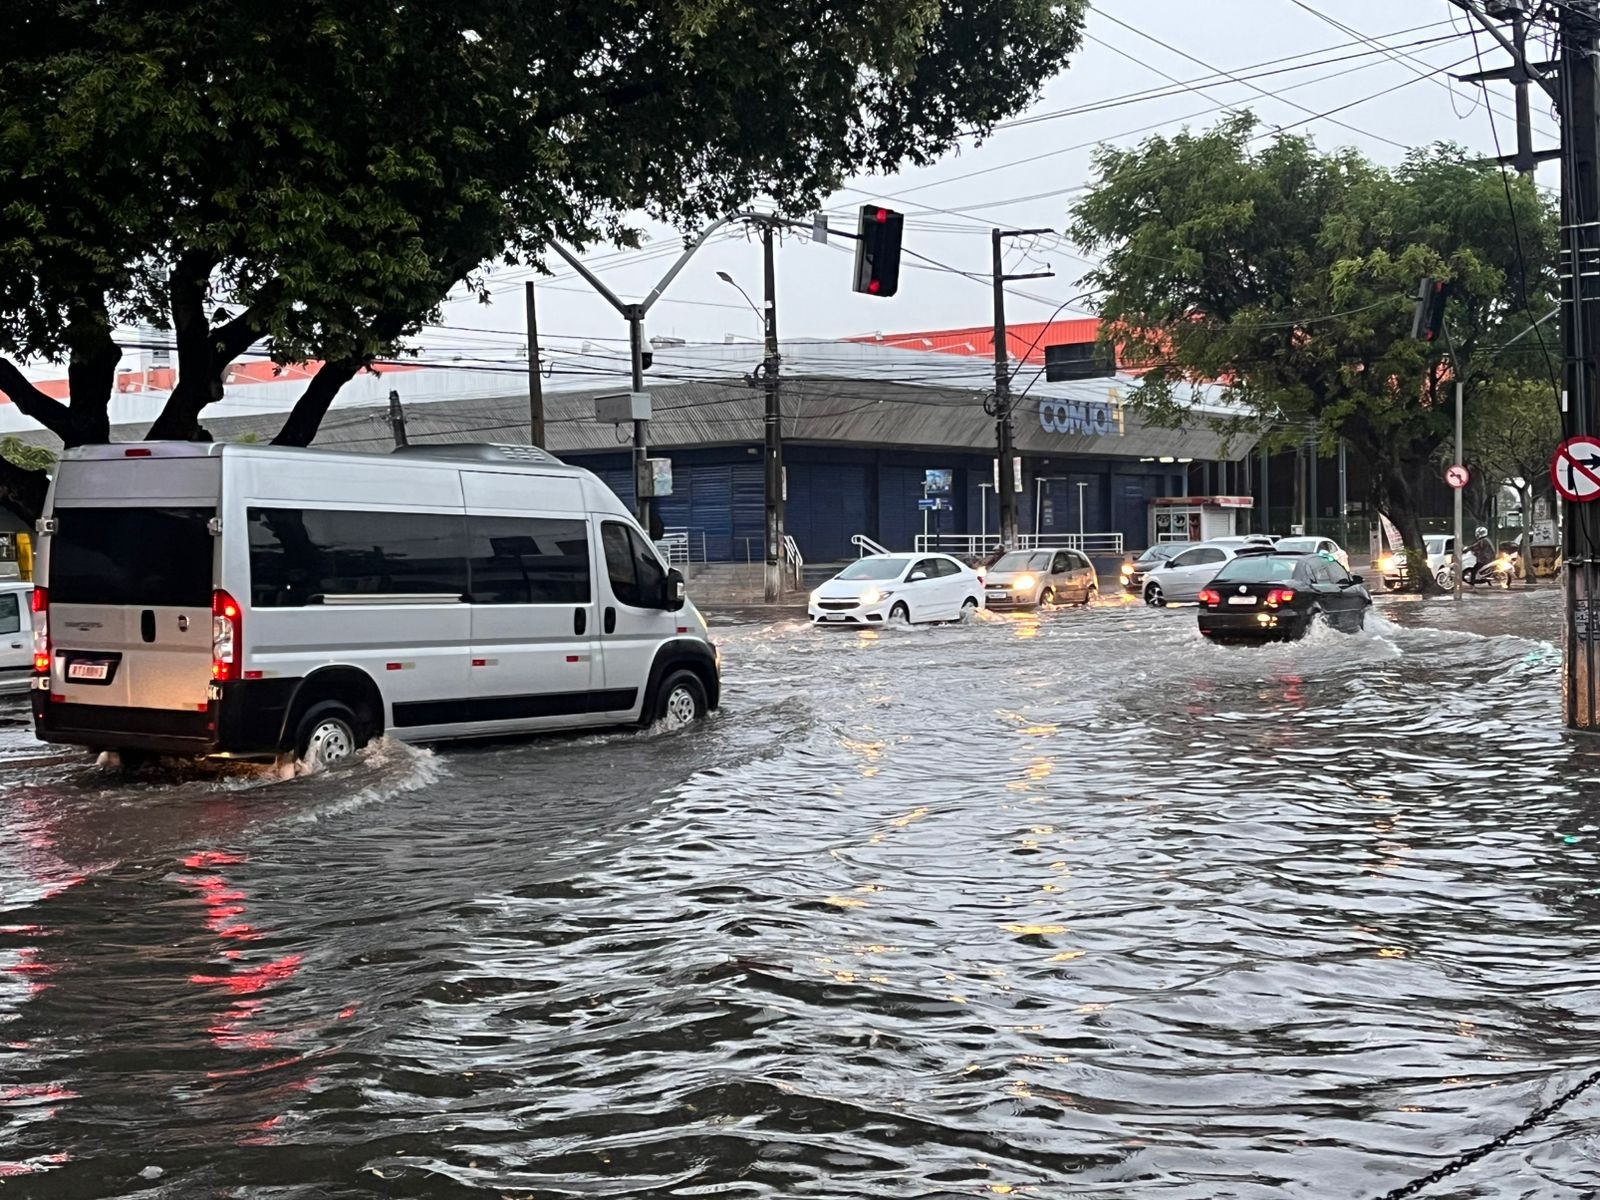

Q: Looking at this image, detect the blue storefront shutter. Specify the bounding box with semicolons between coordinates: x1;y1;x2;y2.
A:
786;463;869;562
731;465;765;563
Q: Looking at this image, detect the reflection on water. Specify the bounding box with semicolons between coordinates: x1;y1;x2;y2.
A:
1;591;1597;1197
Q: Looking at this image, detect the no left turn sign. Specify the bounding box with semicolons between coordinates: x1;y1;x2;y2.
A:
1445;464;1469;489
1553;435;1600;503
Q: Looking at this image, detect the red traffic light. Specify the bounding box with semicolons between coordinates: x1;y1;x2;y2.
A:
853;204;903;298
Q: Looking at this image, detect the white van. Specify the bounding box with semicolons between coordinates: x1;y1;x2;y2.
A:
29;443;719;767
0;579;35;695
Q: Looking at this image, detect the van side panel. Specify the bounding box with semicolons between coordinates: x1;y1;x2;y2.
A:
225;456;471;743
455;471;607;733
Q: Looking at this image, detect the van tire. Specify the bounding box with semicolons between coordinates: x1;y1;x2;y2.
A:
294;701;364;771
649;669;708;731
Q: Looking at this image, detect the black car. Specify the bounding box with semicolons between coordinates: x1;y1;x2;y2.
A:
1196;551;1371;642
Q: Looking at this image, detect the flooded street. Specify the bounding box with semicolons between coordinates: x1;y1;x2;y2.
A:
4;591;1600;1198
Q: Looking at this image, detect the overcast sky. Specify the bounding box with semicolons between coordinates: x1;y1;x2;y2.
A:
415;0;1561;367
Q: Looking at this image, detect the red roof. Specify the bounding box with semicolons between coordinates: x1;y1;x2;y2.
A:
848;319;1105;366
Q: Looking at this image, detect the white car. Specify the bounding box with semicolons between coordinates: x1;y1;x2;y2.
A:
1142;543;1257;606
810;553;984;626
0;580;33;695
1378;534;1454;590
1275;535;1350;570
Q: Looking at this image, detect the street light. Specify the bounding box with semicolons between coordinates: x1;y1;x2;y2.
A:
716;270;763;337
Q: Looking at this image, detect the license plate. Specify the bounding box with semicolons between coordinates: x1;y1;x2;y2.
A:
823;614;847;621
1227;596;1257;606
68;661;109;680
987;591;1006;600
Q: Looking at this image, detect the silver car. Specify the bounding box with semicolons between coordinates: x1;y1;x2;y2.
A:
984;549;1098;610
1142;543;1255;606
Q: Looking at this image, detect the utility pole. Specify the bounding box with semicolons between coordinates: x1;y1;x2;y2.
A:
761;222;785;603
387;388;408;448
625;306;652;531
525;280;545;449
1461;0;1600;726
991;227;1054;549
1454;380;1465;602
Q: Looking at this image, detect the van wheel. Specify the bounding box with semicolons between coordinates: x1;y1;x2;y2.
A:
294;701;364;771
651;670;708;731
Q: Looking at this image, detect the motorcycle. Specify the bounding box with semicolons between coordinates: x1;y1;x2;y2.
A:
1460;549;1516;589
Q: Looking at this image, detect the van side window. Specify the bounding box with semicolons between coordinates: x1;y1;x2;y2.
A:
0;593;18;635
247;508;468;606
602;522;665;609
466;516;591;604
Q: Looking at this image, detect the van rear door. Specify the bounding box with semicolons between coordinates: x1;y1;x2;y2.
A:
48;506;216;711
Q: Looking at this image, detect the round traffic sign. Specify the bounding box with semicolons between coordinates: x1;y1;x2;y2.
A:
1553;436;1600;503
1445;464;1469;490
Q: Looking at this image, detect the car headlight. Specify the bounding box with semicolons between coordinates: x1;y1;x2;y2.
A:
1013;574;1036;591
1119;564;1133;577
860;587;894;605
809;589;821;605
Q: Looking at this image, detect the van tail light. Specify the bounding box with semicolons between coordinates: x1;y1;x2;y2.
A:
212;589;242;681
1197;588;1220;606
1265;587;1297;608
31;586;49;674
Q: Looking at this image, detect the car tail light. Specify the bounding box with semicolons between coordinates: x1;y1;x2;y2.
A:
31;586;49;674
1197;588;1221;606
1265;587;1297;608
212;589;242;681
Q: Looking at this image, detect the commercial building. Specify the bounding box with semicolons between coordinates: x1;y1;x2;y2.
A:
0;321;1252;564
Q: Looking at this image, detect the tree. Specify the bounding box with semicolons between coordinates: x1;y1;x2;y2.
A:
0;0;1088;522
1069;115;1558;585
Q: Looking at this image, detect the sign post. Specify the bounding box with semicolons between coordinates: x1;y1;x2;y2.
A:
1446;461;1469;601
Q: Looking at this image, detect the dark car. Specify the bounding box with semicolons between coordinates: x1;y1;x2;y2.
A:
1196;551;1371;642
1120;541;1195;593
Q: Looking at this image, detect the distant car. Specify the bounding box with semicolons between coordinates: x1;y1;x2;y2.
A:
1197;550;1372;641
809;553;984;626
985;548;1097;609
0;580;33;696
1120;542;1195;593
1142;543;1258;606
1275;535;1350;570
1378;534;1454;590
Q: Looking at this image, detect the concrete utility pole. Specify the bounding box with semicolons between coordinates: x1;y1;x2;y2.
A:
1457;0;1600;727
1454;379;1465;602
761;222;785;603
525;280;545;449
387;388;408;448
991;228;1055;549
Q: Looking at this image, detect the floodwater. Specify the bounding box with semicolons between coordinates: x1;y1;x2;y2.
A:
2;591;1598;1199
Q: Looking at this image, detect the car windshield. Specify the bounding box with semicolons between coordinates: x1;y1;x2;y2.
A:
993;551;1052;572
1137;545;1185;564
1213;555;1303;583
836;557;910;581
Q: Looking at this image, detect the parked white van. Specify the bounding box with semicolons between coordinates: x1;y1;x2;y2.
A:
0;579;34;696
30;443;719;767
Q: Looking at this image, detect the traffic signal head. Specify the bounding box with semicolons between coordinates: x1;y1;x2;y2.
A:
853;204;903;298
1410;276;1448;342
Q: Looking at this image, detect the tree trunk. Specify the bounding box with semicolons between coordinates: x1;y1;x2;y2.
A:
272;358;365;447
0;458;49;527
145;250;221;440
1519;484;1537;583
1380;465;1445;593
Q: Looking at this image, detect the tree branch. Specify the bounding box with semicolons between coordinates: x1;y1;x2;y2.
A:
0;357;81;443
272;358;366;447
146;249;222;440
212;283;281;365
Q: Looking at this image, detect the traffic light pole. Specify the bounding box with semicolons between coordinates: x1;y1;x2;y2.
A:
990;227;1054;550
761;222;785;603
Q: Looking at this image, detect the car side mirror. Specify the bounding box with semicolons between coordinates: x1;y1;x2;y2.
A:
909;570;928;582
664;567;686;611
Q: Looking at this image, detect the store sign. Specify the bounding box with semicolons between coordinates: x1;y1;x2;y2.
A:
1039;397;1123;437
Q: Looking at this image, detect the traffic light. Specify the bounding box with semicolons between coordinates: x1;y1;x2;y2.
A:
852;204;903;297
1044;340;1115;381
1410;276;1448;342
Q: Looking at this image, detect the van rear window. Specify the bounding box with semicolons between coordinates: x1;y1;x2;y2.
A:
50;507;214;607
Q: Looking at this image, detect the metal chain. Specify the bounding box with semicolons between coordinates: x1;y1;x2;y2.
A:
1374;1067;1600;1199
